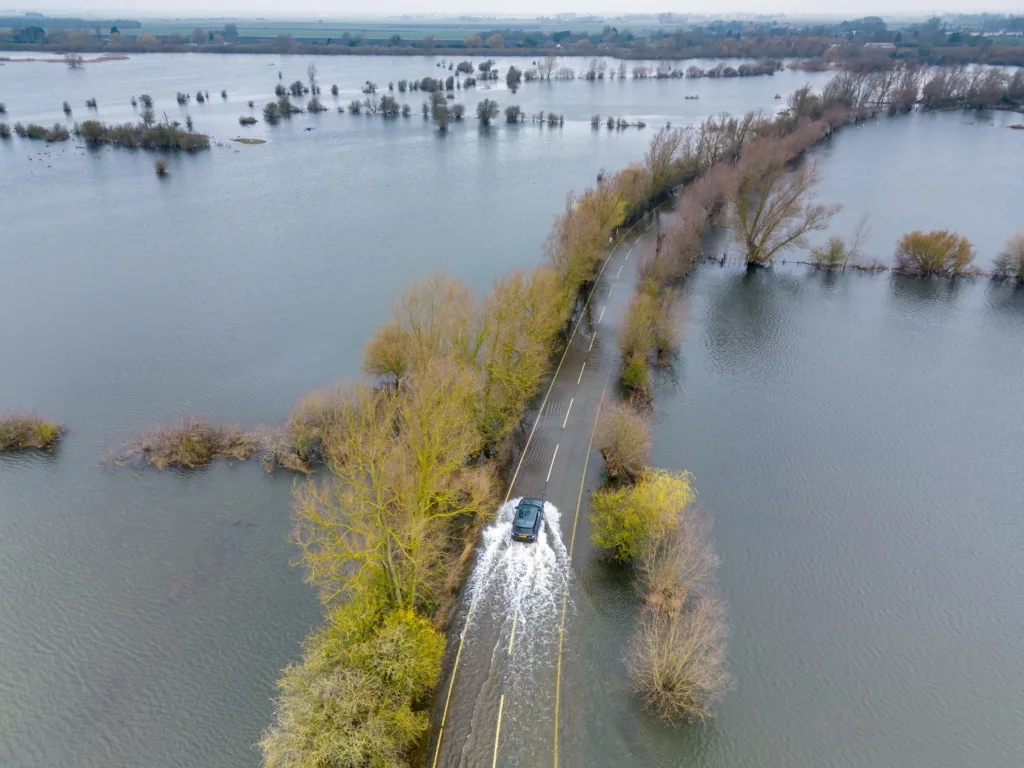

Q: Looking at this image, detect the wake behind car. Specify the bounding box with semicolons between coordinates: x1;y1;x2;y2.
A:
511;498;544;543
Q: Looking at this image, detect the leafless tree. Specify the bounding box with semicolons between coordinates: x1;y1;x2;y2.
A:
636;504;720;612
540;53;558;80
626;597;731;723
729;140;839;265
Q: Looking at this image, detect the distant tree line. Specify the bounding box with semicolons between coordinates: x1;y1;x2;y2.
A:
5;13;1020;66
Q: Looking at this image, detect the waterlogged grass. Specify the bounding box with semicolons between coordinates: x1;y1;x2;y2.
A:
0;413;66;452
232;137;266;144
116;418;257;469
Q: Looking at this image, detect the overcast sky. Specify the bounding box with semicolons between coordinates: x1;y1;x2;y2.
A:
5;1;1021;18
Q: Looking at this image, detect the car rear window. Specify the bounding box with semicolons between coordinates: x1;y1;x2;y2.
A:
514;505;539;528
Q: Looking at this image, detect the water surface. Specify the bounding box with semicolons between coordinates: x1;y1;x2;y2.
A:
2;53;1023;768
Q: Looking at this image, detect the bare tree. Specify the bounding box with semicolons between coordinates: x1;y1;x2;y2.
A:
729;141;839;265
540;53;558;80
626;598;731;723
64;52;85;69
993;234;1024;283
306;61;318;92
635;505;719;612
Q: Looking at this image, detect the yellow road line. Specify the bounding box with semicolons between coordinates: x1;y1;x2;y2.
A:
492;694;505;768
553;384;609;768
432;206;658;768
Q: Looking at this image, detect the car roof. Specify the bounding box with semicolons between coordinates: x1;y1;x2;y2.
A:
518;497;543;507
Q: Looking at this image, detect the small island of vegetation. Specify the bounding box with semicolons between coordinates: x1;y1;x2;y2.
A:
0;413;66;452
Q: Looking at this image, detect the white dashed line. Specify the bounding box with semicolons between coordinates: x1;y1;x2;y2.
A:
562;398;573;429
546;444;560;482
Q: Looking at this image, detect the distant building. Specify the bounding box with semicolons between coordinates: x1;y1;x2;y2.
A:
863;42;895;49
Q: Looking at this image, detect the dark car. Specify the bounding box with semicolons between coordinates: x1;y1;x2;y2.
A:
511;498;544;543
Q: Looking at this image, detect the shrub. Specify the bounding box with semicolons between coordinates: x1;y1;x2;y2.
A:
894;230;975;276
635;504;719;612
239;115;257;126
0;123;10;138
619;293;657;363
379;94;400;116
260;603;443;768
476;98;499;125
116;417;257;469
263;102;280;122
0;413;66;451
85;97;97;108
590;468;695;562
307;97;328;112
19;123;69;142
176;92;190;104
248;100;255;108
595;402;651;483
0;103;6;113
221;90;227;99
154;157;168;175
810;235;849;268
401;104;411;118
992;234;1024;283
504;105;523;123
62;100;72;115
626;598;730;723
348;99;362;114
195;91;206;103
330;84;339;96
74;121;208;151
591;114;600;128
139;94;153;108
274;83;286;97
621;353;650;396
278;384;353;471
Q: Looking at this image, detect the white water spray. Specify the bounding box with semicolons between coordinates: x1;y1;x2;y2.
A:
464;498;572;659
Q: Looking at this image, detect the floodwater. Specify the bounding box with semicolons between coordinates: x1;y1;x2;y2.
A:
1;52;1023;768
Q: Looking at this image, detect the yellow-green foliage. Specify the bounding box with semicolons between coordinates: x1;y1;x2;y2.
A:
591;469;695;562
894;230;976;276
261;603;443;768
810;235;850;268
620;353;650;395
0;413;65;451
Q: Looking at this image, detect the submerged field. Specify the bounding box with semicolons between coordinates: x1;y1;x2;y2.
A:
1;53;1023;768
